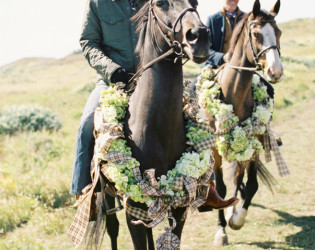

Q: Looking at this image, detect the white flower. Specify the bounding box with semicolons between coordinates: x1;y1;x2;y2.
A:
252;74;260;86
253;106;271;124
102;106;117;123
202;80;214;89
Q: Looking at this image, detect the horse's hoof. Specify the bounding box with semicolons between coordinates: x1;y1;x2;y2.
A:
228;208;247;230
213;228;229;247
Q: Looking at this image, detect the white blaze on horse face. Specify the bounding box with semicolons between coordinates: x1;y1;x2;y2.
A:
259;23;283;82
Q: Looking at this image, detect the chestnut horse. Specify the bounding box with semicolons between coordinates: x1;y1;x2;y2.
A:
97;0;210;249
209;0;283;246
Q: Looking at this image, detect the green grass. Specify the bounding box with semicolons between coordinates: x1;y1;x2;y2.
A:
0;18;314;249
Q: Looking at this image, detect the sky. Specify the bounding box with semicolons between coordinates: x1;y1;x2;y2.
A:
0;0;314;67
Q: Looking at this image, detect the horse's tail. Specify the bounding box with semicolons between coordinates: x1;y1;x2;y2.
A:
256;159;277;194
85;193;107;249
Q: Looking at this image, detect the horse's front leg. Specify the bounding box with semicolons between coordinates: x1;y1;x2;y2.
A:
105;195;119;250
212;150;229;247
170;207;187;240
125;199;154;250
229;159;258;230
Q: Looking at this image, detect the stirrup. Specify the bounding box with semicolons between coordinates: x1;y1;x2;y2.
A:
104;183;124;215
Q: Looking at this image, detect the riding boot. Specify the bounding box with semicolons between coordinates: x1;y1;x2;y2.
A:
201;181;239;210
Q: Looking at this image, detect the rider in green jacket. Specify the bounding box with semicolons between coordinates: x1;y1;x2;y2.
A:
70;0;144;195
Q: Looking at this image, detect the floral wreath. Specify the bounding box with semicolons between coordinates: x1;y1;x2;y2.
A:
196;66;274;162
97;87;213;205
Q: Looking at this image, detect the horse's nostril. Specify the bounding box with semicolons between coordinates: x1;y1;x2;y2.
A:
186;29;198;42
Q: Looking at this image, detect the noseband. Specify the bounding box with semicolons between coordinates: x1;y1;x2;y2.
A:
129;1;199;84
229;19;281;72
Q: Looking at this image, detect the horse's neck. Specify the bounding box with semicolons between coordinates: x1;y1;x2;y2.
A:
127;32;186;176
220;28;255;120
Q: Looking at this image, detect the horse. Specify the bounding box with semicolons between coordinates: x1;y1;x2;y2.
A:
97;0;210;249
206;0;283;246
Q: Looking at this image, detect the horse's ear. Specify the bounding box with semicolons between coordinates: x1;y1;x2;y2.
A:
270;0;280;16
252;0;261;18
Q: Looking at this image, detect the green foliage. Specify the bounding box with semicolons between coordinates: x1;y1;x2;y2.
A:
0;105;62;135
0;195;38;235
77;81;95;93
281;56;315;68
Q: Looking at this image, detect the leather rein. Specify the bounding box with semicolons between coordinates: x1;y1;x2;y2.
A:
128;1;198;84
229;19;281;72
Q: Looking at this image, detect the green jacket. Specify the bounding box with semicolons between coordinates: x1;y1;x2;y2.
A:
80;0;144;85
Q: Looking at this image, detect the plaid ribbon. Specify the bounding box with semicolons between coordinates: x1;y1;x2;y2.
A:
173;176;184;190
94;125;124;156
140;181;165;197
183;103;199;121
265;124;290;177
263;129;272;162
68;153;101;247
133;167;142;182
104;151;132;164
188;120;213;132
144;169;160;190
194;136;217;153
215;113;238;135
183;177;197;201
126;203;151;221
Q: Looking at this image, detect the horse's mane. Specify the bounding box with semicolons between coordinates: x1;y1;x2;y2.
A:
130;1;150;67
227;13;249;56
227;10;276;56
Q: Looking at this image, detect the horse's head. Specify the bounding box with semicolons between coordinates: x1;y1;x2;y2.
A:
248;0;283;83
148;0;210;63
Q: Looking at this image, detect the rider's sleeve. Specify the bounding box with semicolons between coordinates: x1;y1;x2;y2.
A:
205;15;224;67
79;0;120;83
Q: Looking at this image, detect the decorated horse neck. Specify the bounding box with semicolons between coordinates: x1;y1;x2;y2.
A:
219;20;256;121
126;8;187;177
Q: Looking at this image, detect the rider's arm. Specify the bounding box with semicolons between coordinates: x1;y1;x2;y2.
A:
205;15;224;67
79;0;121;83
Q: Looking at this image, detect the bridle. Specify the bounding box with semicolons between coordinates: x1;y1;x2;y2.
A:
229;19;281;72
128;0;199;83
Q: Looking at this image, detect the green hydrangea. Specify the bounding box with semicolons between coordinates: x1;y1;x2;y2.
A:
253;86;268;102
186;123;213;143
99;87;128;121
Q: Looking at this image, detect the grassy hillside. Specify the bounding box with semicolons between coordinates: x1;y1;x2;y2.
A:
0;18;314;249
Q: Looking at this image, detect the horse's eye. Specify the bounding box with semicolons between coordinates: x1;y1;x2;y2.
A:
156;0;165;7
253;32;259;39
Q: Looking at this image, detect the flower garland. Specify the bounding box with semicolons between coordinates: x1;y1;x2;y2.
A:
98;87;213;206
196;66;274;162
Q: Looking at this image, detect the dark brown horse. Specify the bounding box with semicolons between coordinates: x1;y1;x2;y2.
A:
99;0;210;249
208;0;283;246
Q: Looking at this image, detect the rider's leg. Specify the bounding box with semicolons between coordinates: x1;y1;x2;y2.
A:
70;83;108;195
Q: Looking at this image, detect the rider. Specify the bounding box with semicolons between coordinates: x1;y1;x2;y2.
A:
205;0;275;99
70;0;237;210
205;0;244;67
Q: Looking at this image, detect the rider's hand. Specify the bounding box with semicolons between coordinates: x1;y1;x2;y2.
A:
111;68;131;84
223;53;231;63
